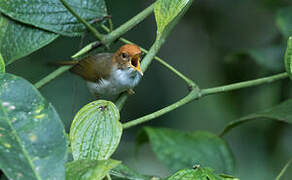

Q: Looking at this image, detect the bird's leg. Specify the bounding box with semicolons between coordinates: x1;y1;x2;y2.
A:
127;89;135;95
92;15;112;24
93;92;99;99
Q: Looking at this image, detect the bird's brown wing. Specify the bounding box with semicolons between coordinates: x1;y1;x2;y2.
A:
70;53;113;82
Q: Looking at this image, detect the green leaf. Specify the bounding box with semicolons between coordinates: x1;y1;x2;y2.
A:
66;159;120;180
139;127;235;174
0;53;4;73
0;73;67;180
285;36;292;79
110;164;153;180
0;0;108;37
165;167;239;180
154;0;193;38
70;100;122;160
0;14;58;65
220;99;292;136
276;7;292;38
226;46;284;71
248;46;284;71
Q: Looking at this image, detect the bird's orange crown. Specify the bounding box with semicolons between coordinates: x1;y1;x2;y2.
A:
117;44;141;57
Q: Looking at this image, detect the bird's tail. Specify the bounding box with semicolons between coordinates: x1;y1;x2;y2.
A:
52;60;79;66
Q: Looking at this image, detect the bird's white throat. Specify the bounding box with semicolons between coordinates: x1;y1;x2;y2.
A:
86;67;141;97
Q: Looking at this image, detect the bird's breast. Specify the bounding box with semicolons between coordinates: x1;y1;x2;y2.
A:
86;68;141;97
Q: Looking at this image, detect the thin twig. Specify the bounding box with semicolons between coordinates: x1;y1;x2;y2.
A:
106;174;112;180
201;72;288;96
123;89;200;129
108;18;114;32
34;66;72;89
102;4;155;45
59;0;104;40
276;158;292;180
72;41;101;59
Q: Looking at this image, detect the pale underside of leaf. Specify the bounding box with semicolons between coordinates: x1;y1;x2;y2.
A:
70;100;122;161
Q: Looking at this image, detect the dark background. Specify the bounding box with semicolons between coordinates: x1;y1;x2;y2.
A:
6;0;292;179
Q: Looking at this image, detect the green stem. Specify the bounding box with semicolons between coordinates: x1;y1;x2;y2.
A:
123;90;200;129
106;174;112;180
201;72;288;96
153;56;196;88
72;41;100;59
115;95;128;111
142;39;166;71
108;18;114;32
34;66;72;89
276;158;292;180
122;72;289;129
59;0;104;40
102;3;155;45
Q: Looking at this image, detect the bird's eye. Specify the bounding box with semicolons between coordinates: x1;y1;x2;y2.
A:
121;53;128;59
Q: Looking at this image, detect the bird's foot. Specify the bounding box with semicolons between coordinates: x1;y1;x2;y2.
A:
127;89;135;95
92;15;112;24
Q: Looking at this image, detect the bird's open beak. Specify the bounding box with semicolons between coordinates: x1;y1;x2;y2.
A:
130;55;143;76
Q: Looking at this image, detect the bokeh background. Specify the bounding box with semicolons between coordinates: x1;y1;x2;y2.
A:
6;0;292;179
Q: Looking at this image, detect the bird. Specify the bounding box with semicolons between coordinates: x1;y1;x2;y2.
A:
58;44;143;98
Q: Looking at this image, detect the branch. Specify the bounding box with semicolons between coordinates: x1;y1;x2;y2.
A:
122;72;288;129
106;174;112;180
123;89;200;129
276;158;292;180
59;0;104;40
72;41;101;59
102;4;155;45
201;72;288;96
107;18;114;32
34;66;72;89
